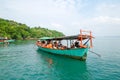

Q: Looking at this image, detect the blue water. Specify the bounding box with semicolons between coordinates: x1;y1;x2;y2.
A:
0;38;120;80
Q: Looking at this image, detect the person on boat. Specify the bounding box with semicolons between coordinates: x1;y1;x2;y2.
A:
57;43;62;49
36;40;41;46
46;40;53;49
58;41;63;49
75;41;80;48
71;41;75;48
79;41;87;48
53;41;58;49
41;41;46;47
71;44;75;48
80;44;87;48
58;44;67;50
74;40;87;48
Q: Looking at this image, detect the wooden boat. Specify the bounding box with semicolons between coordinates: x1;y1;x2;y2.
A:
0;37;15;44
36;30;93;61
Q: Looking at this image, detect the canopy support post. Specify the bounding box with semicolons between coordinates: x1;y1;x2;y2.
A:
67;40;68;48
80;29;83;47
90;31;93;48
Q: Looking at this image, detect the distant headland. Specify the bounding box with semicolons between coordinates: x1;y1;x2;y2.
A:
0;18;64;40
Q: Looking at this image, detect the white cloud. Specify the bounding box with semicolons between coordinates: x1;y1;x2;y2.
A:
0;0;120;36
51;23;63;28
92;16;120;24
95;3;120;17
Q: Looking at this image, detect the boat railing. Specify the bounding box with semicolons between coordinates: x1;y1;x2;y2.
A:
79;29;93;48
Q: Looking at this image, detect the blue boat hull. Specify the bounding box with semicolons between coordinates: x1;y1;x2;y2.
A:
38;46;89;60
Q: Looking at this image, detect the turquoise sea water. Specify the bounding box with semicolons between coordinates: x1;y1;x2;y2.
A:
0;38;120;80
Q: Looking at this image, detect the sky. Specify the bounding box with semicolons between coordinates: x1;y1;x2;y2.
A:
0;0;120;36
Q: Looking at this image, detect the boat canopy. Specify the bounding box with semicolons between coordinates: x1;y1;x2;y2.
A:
39;37;54;40
39;34;92;40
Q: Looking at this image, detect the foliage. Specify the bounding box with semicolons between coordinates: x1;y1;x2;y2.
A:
0;18;64;40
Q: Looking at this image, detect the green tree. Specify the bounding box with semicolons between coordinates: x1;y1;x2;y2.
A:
0;18;64;40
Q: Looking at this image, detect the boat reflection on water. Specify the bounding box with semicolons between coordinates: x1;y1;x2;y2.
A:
37;49;93;80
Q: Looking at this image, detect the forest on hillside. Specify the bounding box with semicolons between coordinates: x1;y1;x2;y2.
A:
0;18;64;40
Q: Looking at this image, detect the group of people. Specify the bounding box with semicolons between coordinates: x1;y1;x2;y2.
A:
36;40;67;50
36;40;87;49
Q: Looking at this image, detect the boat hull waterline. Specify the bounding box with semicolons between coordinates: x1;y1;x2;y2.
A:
38;46;88;61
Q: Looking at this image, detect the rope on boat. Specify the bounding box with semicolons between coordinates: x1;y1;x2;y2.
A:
83;39;90;45
89;50;101;57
